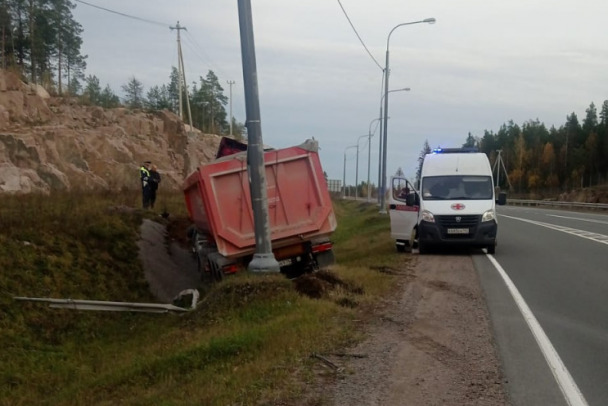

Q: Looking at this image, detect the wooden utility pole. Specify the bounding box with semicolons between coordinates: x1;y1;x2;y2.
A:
170;21;193;130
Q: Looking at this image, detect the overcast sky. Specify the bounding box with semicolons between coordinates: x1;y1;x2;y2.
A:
72;0;608;184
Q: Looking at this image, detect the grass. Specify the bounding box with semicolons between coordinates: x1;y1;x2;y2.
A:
0;192;411;405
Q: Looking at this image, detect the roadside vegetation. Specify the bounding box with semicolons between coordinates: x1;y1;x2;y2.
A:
0;193;407;405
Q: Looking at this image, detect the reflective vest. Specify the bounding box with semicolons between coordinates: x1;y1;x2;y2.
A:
140;166;150;181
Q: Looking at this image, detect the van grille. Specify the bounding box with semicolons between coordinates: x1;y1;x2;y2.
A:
435;215;480;239
436;215;479;227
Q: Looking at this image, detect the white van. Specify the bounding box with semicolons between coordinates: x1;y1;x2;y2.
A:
388;148;506;254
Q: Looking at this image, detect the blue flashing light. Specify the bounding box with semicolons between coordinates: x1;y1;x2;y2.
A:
431;147;478;154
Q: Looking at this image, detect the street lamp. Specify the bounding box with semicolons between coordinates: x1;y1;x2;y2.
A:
380;17;435;214
355;134;369;200
368;117;382;202
342;145;357;199
377;87;410;204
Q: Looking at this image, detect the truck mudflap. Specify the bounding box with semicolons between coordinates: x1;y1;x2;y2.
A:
312;241;335;269
277;240;335;276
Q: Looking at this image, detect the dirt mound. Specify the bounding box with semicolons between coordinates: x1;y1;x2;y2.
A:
166;215;194;249
293;270;364;304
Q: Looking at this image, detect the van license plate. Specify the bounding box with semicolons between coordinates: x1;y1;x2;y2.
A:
447;228;469;234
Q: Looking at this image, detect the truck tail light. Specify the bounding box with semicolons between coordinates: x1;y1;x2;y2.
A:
222;264;239;274
312;242;333;253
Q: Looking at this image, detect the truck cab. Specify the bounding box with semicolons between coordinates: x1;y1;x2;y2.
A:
389;148;506;254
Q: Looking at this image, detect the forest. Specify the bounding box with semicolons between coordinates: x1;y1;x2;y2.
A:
0;0;239;136
461;101;608;194
412;102;608;196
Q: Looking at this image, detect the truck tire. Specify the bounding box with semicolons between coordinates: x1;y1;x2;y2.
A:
211;259;225;282
487;243;496;254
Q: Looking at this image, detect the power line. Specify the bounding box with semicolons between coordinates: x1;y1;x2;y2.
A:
182;30;229;81
74;0;169;28
74;0;228;82
336;0;383;71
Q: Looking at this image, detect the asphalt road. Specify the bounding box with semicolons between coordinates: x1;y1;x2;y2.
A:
474;206;608;406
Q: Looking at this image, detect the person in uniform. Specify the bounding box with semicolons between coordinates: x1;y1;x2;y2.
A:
140;161;152;209
149;164;161;209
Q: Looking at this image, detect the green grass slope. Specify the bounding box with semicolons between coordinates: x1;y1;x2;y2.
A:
0;194;408;406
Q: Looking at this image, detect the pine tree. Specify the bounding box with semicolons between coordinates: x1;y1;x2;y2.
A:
82;74;101;105
462;132;477;148
415;140;431;187
99;84;119;108
146;85;171;111
121;76;144;109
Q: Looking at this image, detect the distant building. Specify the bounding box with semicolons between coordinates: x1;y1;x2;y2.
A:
327;179;342;193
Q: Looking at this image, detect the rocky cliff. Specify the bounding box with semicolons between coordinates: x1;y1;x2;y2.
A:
0;70;221;194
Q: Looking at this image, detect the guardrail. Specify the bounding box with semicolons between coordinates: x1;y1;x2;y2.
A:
508;199;608;211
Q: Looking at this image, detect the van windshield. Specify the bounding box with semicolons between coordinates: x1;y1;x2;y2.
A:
421;176;493;200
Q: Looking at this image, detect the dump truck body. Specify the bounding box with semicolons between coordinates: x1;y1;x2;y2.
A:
183;139;336;277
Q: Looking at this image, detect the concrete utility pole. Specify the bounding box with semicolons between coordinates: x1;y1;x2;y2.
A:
492;149;512;190
227;80;235;135
170;21;193;131
237;0;279;273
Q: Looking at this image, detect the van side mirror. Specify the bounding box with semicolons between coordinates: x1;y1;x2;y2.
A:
496;192;507;206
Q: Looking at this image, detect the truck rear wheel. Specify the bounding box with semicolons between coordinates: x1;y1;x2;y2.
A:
209;258;224;282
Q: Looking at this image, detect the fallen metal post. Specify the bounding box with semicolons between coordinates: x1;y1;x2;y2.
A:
14;297;189;313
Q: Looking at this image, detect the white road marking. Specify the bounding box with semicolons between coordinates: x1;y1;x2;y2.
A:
500;214;608;245
546;214;608;226
486;254;589;406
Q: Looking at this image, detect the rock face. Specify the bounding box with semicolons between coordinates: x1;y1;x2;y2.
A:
0;70;221;194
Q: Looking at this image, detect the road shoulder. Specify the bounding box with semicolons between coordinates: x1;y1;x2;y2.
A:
325;254;509;405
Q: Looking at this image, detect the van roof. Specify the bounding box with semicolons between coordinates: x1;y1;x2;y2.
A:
422;152;491;177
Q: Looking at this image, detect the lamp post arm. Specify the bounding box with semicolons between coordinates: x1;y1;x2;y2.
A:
387;18;436;49
369;117;382;137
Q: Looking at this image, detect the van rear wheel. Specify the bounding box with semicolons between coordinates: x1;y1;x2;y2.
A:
487;244;496;254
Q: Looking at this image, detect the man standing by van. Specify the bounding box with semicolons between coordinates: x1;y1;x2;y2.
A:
140;161;152;209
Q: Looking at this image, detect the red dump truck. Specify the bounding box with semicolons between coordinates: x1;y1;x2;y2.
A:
183;138;337;280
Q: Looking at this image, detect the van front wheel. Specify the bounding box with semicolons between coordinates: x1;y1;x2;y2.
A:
418;240;428;255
